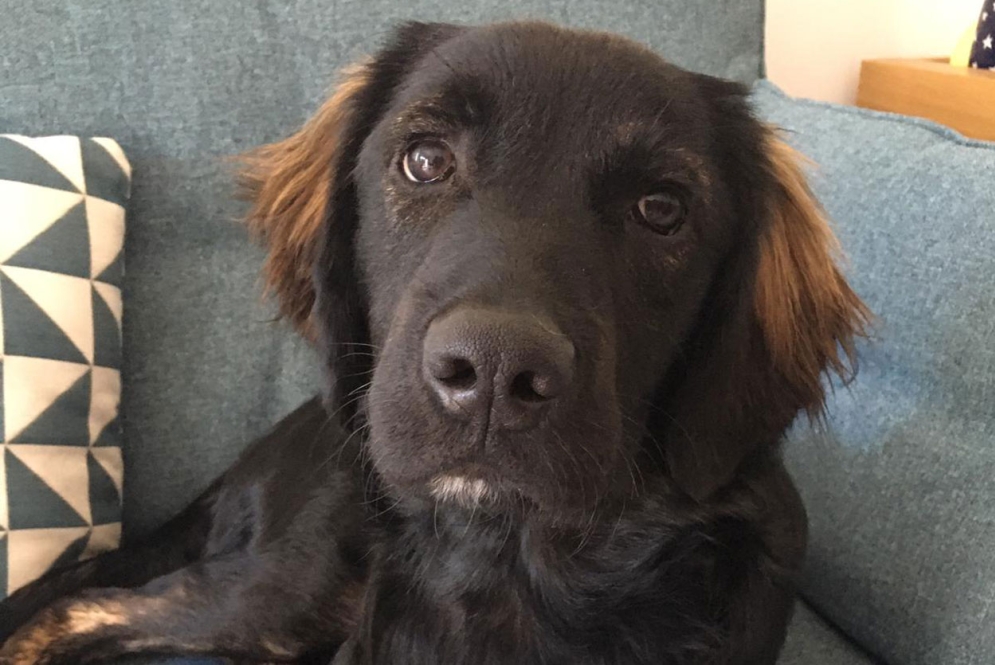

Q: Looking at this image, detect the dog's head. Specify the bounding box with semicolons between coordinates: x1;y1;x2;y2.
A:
241;22;868;517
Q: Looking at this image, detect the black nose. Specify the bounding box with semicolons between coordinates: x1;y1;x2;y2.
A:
423;308;576;430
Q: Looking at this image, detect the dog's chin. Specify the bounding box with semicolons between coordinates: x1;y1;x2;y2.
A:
428;474;497;508
422;470;602;520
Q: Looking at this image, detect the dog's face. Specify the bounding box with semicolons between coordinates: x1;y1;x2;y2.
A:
355;25;730;514
241;22;868;518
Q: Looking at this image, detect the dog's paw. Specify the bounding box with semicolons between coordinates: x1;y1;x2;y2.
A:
0;612;60;664
0;606;72;665
0;597;125;665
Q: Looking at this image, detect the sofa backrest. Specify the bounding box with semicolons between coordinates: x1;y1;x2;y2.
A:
755;81;995;665
2;1;765;537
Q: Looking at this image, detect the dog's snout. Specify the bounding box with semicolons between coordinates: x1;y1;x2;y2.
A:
423;308;575;430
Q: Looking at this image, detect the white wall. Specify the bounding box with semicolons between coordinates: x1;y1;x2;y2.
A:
766;0;983;103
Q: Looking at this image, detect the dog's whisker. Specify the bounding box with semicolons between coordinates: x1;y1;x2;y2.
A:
570;493;601;558
317;385;373;429
615;445;644;499
573;439;609;476
371;495;403;521
317;421;369;474
609;496;628;546
325;342;383;350
337;351;379;361
634;399;698;450
606;420;649;497
550;430;587;505
463;498;479;538
433;498;441;540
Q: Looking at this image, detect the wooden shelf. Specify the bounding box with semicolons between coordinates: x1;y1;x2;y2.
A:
857;58;995;142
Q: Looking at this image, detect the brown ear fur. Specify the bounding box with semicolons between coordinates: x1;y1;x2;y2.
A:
659;130;870;501
755;134;871;414
237;62;371;338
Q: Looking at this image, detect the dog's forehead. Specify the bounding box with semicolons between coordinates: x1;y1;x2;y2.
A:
397;23;708;141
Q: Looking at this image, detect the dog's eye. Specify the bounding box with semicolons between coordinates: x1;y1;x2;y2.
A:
402;140;456;183
634;191;686;235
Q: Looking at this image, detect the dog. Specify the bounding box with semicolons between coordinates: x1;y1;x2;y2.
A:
0;21;869;665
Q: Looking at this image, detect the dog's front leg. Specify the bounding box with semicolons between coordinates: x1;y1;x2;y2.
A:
0;554;352;665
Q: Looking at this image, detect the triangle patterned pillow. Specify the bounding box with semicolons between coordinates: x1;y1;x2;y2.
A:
0;135;130;598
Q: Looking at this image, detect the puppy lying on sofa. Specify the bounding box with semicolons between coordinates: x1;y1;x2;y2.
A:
0;21;868;665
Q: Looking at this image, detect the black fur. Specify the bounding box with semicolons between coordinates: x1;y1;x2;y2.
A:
0;22;817;665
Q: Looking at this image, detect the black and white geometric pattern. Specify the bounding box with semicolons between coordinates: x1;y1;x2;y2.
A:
0;135;130;598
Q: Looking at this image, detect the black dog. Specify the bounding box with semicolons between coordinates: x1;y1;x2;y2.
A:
0;21;868;665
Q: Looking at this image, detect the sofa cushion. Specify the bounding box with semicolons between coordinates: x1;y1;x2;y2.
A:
0;0;766;539
753;81;995;665
0;135;130;598
779;601;878;665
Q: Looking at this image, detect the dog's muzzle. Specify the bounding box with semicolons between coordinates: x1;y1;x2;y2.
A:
422;307;576;431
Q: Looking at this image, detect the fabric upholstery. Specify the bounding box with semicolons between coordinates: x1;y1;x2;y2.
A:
0;0;765;539
0;135;129;597
779;601;879;665
754;80;995;665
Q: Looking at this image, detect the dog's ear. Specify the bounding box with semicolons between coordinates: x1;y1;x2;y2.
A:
753;135;870;416
238;63;373;339
239;22;464;416
655;81;870;501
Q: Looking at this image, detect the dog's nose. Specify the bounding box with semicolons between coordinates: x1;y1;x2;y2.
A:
423;308;575;430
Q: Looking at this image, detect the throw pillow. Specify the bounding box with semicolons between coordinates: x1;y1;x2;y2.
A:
0;135;130;598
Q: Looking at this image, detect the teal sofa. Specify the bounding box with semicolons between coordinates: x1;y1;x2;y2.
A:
4;2;993;663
